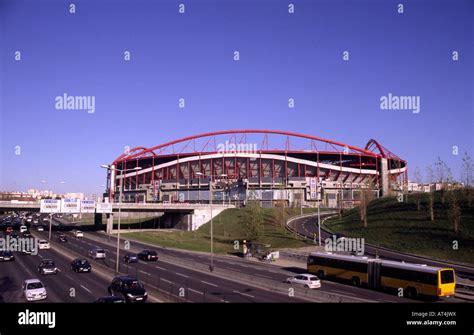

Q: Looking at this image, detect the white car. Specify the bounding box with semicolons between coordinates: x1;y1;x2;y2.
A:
23;279;47;301
38;240;50;250
286;274;321;289
42;217;49;222
72;230;84;238
19;225;28;233
37;225;44;232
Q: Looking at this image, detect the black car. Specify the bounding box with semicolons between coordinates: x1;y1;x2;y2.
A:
21;231;31;238
0;250;15;262
10;231;19;239
123;253;139;263
38;259;59;275
71;258;92;273
58;234;68;243
108;276;147;303
137;250;158;261
95;296;126;303
21;246;36;255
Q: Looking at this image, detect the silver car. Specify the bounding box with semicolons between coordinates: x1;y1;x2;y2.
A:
89;248;106;259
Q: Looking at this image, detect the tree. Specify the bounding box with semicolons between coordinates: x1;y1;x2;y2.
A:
413;167;423;211
461;152;473;187
426;165;435;221
447;190;461;233
434;157;453;204
243;204;264;241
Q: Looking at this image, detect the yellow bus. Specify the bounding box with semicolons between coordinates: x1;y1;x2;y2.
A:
307;252;455;298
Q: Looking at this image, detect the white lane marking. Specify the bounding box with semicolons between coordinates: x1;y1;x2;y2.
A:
139;270;150;276
233;290;255;298
37;254;43;259
201;281;218;287
80;285;92;293
188;288;203;295
161;278;173;284
255;274;272;279
176;272;189;278
155;266;167;271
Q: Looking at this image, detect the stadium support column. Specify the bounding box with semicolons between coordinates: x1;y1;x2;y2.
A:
380;158;389;196
106;213;113;234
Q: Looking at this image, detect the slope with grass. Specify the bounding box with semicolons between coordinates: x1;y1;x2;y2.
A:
122;207;319;254
324;190;474;265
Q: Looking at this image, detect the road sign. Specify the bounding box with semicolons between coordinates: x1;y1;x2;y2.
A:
61;198;80;213
96;202;113;213
40;199;61;213
310;178;317;199
80;200;96;213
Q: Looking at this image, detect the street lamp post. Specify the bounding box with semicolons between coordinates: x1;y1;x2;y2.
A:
196;172;227;272
101;164;142;274
41;180;65;241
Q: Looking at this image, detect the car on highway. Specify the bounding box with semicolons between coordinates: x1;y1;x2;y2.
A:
89;247;106;259
21;230;31;238
42;217;49;222
20;225;28;233
0;250;15;262
5;226;13;235
33;219;39;224
23;279;47;301
137;250;158;261
38;240;50;250
38;259;59;275
36;225;44;232
71;258;92;273
123;253;138;263
72;230;84;238
57;233;68;243
95;296;126;303
108;276;148;303
21;246;36;255
10;231;19;239
285;274;321;289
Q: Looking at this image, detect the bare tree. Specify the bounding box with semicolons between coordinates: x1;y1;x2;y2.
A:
434;158;453;204
461;152;473;187
447;190;461;233
414;166;423;211
426;165;435;221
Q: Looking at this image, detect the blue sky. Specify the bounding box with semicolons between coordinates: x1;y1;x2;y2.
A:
1;0;473;194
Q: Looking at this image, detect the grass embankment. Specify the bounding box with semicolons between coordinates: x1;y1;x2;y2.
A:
122;207;320;254
324;190;474;265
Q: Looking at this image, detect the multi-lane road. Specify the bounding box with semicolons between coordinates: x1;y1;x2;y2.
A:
1;212;471;303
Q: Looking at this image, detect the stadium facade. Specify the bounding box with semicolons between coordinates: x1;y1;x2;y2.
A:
105;130;407;208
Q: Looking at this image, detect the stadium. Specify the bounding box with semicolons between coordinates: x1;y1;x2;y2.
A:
105;130;407;208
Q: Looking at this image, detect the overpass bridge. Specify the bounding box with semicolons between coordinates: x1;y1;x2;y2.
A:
0;201;234;232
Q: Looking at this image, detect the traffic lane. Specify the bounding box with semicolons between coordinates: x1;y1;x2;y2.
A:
90;232;411;302
37;248;111;301
56;231;307;302
1;231;105;302
37;229;270;302
87;231;406;302
13;251;95;302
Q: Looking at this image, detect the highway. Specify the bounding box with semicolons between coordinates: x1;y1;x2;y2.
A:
34;214;417;303
2;212;470;303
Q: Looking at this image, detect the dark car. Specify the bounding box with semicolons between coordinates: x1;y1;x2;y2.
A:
21;231;31;238
10;231;19;239
58;234;68;243
21;246;36;255
95;296;126;303
71;258;92;273
108;276;147;303
123;253;138;263
137;250;158;261
38;259;59;275
0;250;15;262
